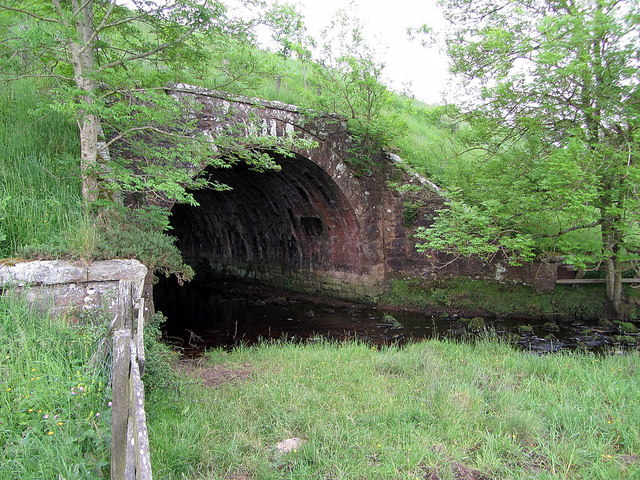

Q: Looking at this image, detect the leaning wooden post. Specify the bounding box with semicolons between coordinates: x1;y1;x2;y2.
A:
111;280;135;480
111;329;131;479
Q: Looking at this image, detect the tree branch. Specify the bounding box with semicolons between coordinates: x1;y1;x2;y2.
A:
97;26;197;72
0;5;64;25
77;0;117;55
104;125;197;148
537;220;601;238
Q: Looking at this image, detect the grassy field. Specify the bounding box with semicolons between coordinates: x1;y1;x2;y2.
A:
146;340;639;480
0;295;111;479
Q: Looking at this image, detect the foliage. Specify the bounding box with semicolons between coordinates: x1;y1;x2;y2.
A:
141;313;182;395
416;190;537;266
308;8;406;170
0;295;111;479
147;339;640;479
0;81;88;258
417;0;640;317
263;1;312;60
93;204;194;282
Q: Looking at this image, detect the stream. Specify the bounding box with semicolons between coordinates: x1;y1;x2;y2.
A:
154;279;636;355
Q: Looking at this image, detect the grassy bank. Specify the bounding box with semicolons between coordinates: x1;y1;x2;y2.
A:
146;340;639;479
0;81;90;258
381;277;640;321
0;295;111;479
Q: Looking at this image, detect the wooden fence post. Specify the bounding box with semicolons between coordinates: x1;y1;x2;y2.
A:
111;329;131;480
111;278;153;479
130;338;153;479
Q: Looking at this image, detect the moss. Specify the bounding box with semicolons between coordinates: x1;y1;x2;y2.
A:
401;201;421;227
382;276;613;321
615;322;639;334
613;335;637;345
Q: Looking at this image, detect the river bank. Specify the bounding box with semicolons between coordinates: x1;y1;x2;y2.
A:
146;338;640;480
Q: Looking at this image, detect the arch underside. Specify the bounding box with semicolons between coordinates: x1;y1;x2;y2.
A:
170;152;381;295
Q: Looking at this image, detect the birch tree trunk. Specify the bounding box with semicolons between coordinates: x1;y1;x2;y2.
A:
68;0;100;203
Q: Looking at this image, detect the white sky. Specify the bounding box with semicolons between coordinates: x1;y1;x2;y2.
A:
260;0;451;105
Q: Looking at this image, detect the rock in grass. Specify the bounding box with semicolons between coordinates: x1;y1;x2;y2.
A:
275;438;304;453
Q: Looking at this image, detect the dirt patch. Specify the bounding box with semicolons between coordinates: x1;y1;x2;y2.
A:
176;359;253;387
413;461;492;480
453;462;493;480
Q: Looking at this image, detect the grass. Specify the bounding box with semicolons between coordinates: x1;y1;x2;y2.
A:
0;80;90;258
146;339;640;479
380;277;617;321
0;294;111;479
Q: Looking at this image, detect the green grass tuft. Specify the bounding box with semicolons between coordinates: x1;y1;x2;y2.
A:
0;81;90;258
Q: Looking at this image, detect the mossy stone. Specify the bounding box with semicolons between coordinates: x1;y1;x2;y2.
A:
468;317;486;331
613;335;637;345
615;322;639;334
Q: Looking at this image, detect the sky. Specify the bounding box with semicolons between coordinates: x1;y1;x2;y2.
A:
256;0;451;105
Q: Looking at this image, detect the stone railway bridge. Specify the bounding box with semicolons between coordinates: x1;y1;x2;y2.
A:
162;85;557;300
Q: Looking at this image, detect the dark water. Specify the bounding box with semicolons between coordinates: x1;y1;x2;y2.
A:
155;279;635;355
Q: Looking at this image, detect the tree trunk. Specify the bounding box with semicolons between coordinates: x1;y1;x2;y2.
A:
602;219;625;319
78;113;100;202
275;74;282;94
605;254;624;319
69;0;101;203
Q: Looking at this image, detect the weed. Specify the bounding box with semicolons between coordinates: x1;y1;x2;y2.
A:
0;294;111;479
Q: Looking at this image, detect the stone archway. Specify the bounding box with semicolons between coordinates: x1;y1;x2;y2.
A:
161;86;557;298
170;150;382;296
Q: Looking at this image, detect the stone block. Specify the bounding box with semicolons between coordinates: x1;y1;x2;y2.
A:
0;260;86;286
88;260;148;283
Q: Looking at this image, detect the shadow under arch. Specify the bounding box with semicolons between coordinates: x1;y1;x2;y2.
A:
168;151;375;288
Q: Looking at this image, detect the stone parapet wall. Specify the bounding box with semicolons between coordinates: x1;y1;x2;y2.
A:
0;260;148;319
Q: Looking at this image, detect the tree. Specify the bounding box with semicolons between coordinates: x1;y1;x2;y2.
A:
416;0;640;318
0;0;282;205
310;7;406;170
264;1;308;59
263;1;314;90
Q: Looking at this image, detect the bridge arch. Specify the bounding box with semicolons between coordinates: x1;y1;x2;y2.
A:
171;151;376;280
166;86;388;296
156;87;556;302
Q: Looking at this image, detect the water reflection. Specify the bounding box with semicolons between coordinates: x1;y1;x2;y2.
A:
154;279;634;355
